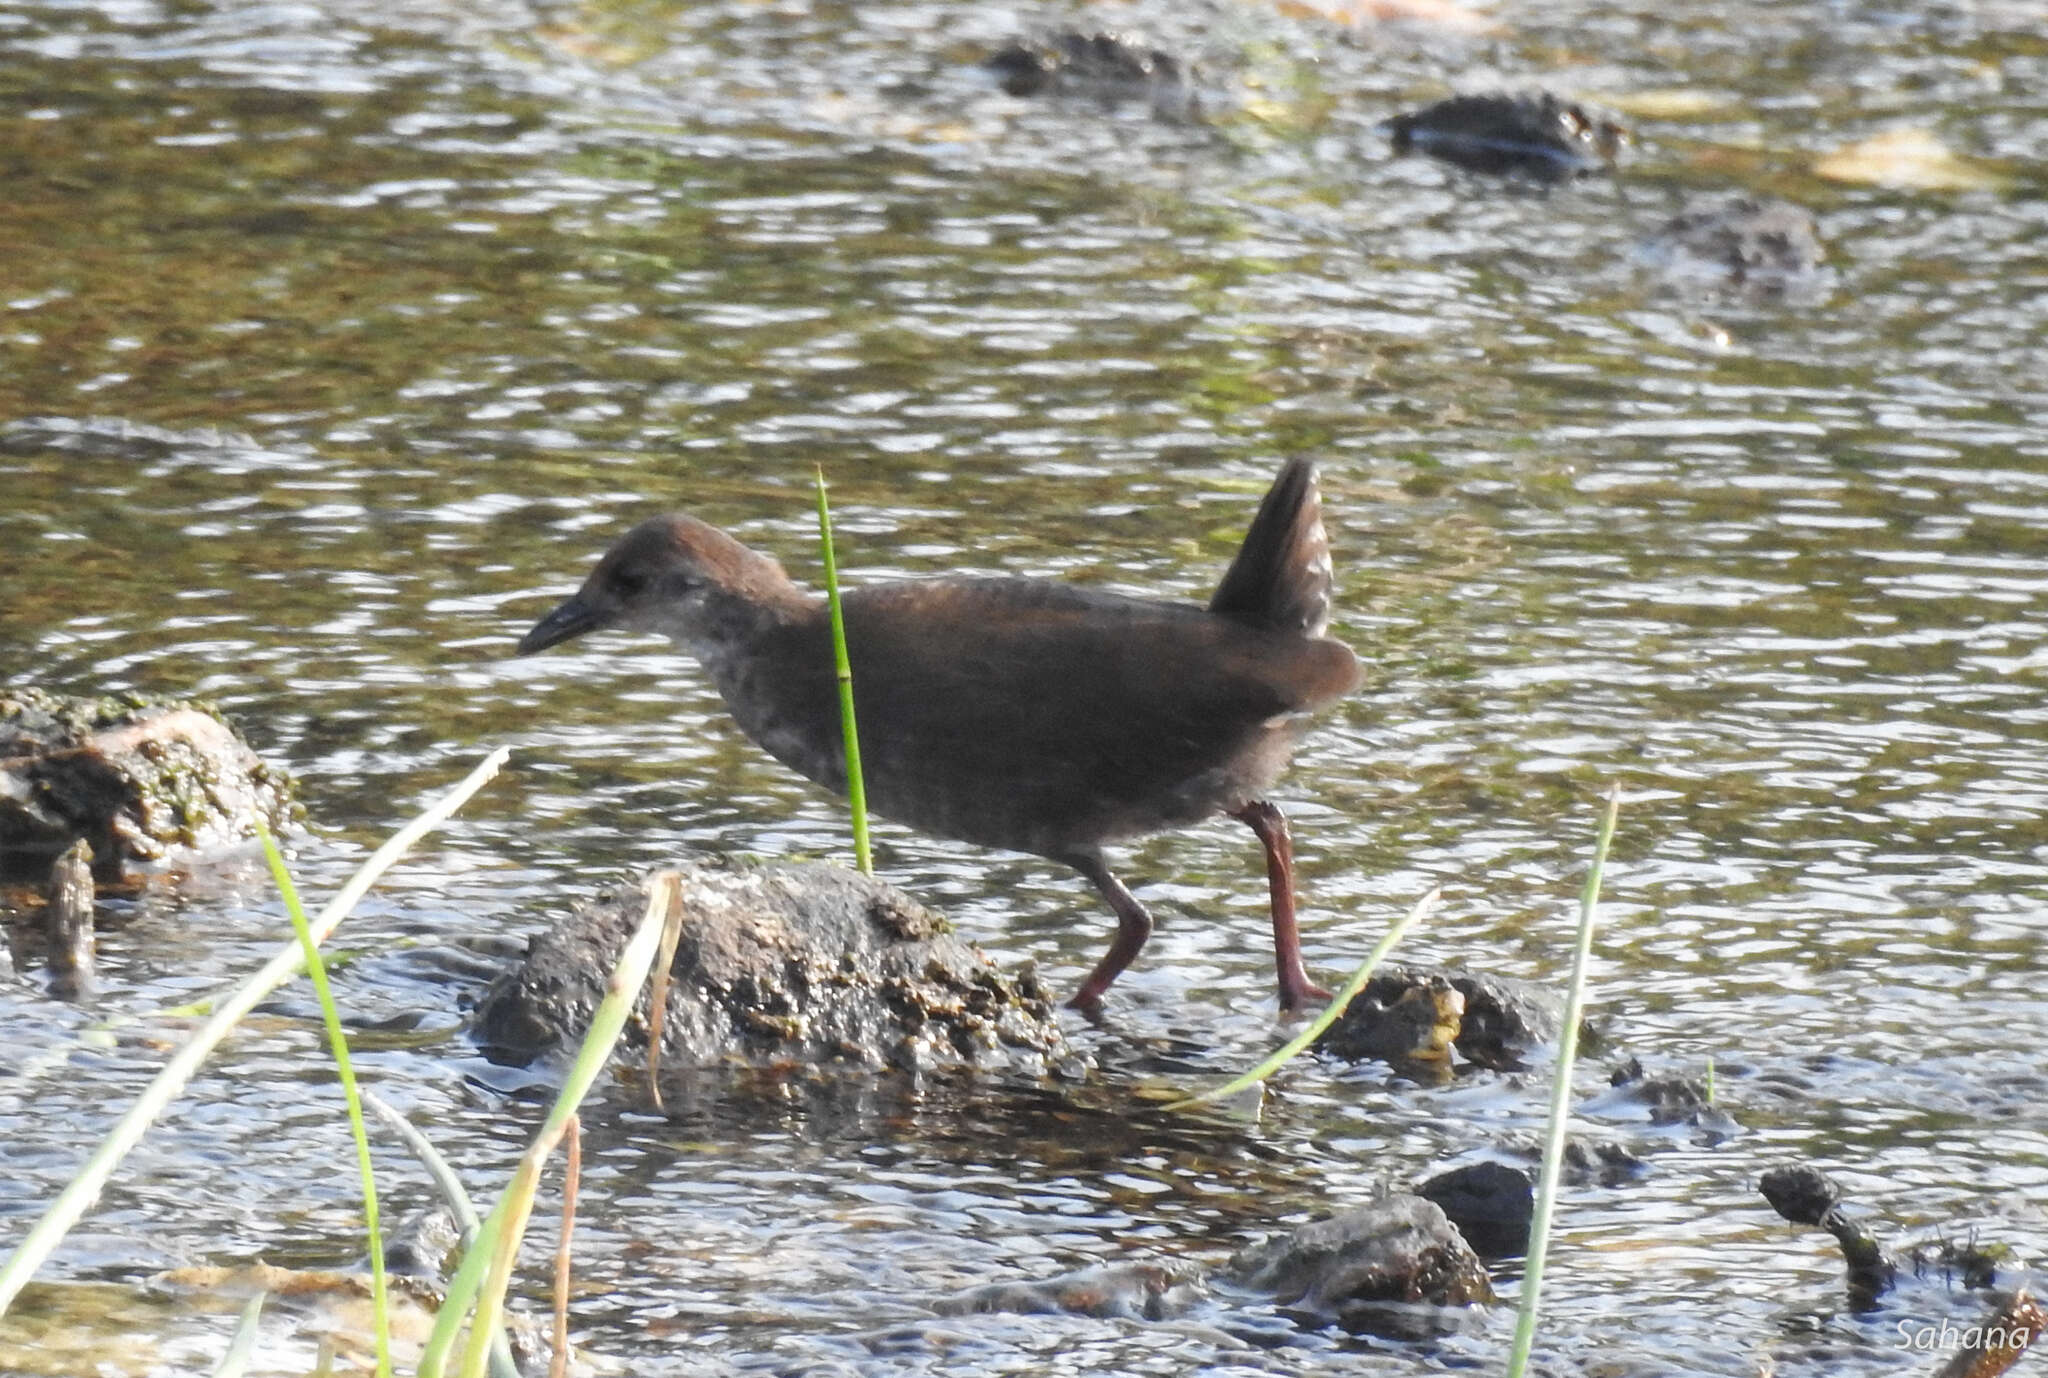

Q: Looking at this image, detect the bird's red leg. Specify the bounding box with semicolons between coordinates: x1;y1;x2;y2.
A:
1064;851;1154;1010
1233;800;1333;1011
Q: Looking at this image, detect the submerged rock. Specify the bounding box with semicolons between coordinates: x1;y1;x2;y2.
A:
1386;92;1624;180
1468;1133;1646;1191
1557;1135;1649;1182
936;1261;1206;1321
1317;963;1562;1072
380;1209;464;1283
1642;195;1827;292
933;1198;1489;1339
1593;1057;1740;1136
0;687;297;881
984;31;1201;119
473;860;1070;1077
1225;1195;1494;1337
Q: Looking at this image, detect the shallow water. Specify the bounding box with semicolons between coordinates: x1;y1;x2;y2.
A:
3;0;2046;1372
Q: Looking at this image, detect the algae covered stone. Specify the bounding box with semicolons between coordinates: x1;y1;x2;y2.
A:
0;686;297;879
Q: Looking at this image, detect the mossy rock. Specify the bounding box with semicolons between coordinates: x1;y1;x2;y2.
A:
0;686;298;879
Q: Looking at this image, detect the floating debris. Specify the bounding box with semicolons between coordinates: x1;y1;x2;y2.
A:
1813;127;2012;192
44;838;96;1000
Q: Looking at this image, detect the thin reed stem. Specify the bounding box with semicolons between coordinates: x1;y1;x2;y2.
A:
1505;785;1621;1377
263;827;391;1378
0;748;509;1318
814;466;872;875
549;1115;582;1378
1163;887;1437;1112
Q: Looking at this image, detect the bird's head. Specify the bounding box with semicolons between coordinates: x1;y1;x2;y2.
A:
516;515;801;657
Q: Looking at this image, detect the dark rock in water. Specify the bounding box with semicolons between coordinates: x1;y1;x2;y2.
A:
1224;1195;1493;1338
1596;1057;1739;1135
1642;195;1827;291
474;861;1070;1076
1558;1135;1648;1183
1316;970;1463;1079
1434;967;1562;1069
44;837;96;999
1318;963;1562;1072
1760;1164;1842;1227
1608;1060;1707;1120
935;1261;1206;1321
985;31;1199;119
0;687;297;881
1415;1161;1532;1258
1386;92;1624;180
1759;1163;1896;1305
381;1208;463;1282
932;1200;1490;1340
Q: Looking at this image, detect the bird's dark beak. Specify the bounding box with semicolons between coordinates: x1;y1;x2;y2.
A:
516;593;611;656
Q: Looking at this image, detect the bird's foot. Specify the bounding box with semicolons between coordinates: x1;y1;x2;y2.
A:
1278;979;1336;1014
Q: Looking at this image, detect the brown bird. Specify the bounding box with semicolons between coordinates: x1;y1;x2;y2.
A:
516;459;1361;1010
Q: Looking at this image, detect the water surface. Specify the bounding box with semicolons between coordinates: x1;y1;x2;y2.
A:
2;0;2046;1372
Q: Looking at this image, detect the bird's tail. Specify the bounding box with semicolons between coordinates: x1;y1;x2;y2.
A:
1207;458;1335;636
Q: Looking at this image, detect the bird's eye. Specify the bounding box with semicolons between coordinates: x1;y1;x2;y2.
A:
612;568;649;597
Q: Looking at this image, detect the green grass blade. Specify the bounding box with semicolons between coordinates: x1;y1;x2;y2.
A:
360;1092;518;1378
419;873;682;1378
262;825;391;1378
1505;785;1621;1378
1162;887;1438;1112
362;1091;481;1238
210;1290;266;1378
0;747;510;1319
814;466;872;876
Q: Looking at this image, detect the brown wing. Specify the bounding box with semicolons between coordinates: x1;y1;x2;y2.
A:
806;578;1358;854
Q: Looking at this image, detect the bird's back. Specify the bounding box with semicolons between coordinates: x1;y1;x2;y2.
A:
720;577;1359;858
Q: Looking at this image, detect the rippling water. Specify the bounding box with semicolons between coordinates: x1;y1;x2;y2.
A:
3;0;2046;1372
